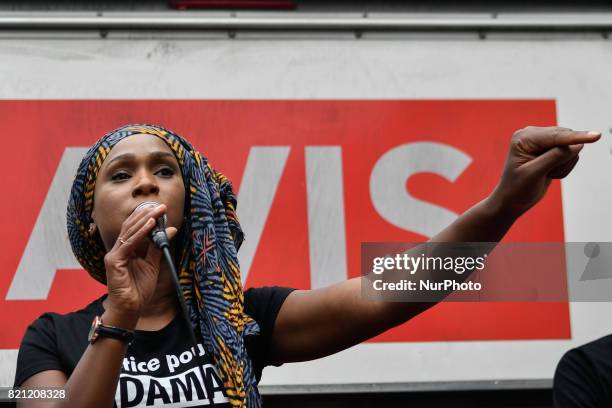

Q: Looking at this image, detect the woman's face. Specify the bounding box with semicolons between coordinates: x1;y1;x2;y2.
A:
92;133;185;253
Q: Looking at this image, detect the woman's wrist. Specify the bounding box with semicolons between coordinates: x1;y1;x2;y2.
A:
484;187;526;222
101;308;138;331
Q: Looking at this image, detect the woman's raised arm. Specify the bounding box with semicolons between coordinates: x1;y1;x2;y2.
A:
267;126;601;364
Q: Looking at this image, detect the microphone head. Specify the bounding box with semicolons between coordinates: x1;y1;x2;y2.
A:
133;201;167;228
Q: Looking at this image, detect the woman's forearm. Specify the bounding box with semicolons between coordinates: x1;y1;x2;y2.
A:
371;192;521;328
55;310;137;408
430;190;519;243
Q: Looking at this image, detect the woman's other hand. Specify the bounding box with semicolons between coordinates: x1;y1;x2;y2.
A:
491;126;600;217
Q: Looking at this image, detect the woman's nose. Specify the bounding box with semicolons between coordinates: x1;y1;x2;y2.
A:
132;172;159;197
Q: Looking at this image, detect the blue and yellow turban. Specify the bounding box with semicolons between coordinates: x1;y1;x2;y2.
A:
67;124;262;408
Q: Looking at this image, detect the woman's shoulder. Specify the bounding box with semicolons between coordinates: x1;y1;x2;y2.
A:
14;295;106;387
243;285;297;325
28;294;105;331
242;286;297;345
242;286;297;380
19;294;106;355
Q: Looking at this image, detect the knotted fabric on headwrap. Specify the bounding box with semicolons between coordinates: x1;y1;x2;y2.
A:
67;124;262;408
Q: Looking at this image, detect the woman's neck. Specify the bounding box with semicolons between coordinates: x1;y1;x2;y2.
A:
139;289;179;319
137;263;180;329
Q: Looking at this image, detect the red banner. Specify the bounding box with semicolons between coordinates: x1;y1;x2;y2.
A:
0;100;569;349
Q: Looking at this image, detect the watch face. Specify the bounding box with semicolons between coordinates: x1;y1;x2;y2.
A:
88;316;100;343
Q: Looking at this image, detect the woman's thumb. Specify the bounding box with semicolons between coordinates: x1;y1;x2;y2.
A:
524;144;583;177
166;227;178;241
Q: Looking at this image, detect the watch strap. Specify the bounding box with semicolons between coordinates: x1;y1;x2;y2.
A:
89;316;135;345
97;323;135;345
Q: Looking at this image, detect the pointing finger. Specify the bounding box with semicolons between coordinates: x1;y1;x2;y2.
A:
516;127;600;152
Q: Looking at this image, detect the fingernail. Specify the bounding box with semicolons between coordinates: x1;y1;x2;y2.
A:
588;131;602;136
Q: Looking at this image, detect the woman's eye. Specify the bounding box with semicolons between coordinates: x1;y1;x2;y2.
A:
110;172;129;181
158;168;174;177
110;168;174;182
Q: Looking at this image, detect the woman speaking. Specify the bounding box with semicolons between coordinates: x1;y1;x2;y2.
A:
13;124;599;407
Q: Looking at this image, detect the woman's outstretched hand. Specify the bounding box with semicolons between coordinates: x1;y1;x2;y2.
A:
103;204;178;323
491;126;601;217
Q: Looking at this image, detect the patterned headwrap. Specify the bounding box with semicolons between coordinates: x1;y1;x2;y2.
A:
67;124;262;408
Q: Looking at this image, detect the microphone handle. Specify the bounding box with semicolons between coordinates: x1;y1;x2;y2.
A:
138;202;213;404
161;245;215;407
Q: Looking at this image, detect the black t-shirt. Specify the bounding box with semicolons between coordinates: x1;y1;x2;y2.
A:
553;334;612;407
14;286;296;407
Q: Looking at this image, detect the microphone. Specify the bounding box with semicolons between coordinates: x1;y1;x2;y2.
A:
133;201;170;249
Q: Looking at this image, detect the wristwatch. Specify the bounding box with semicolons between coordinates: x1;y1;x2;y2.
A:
88;316;135;345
